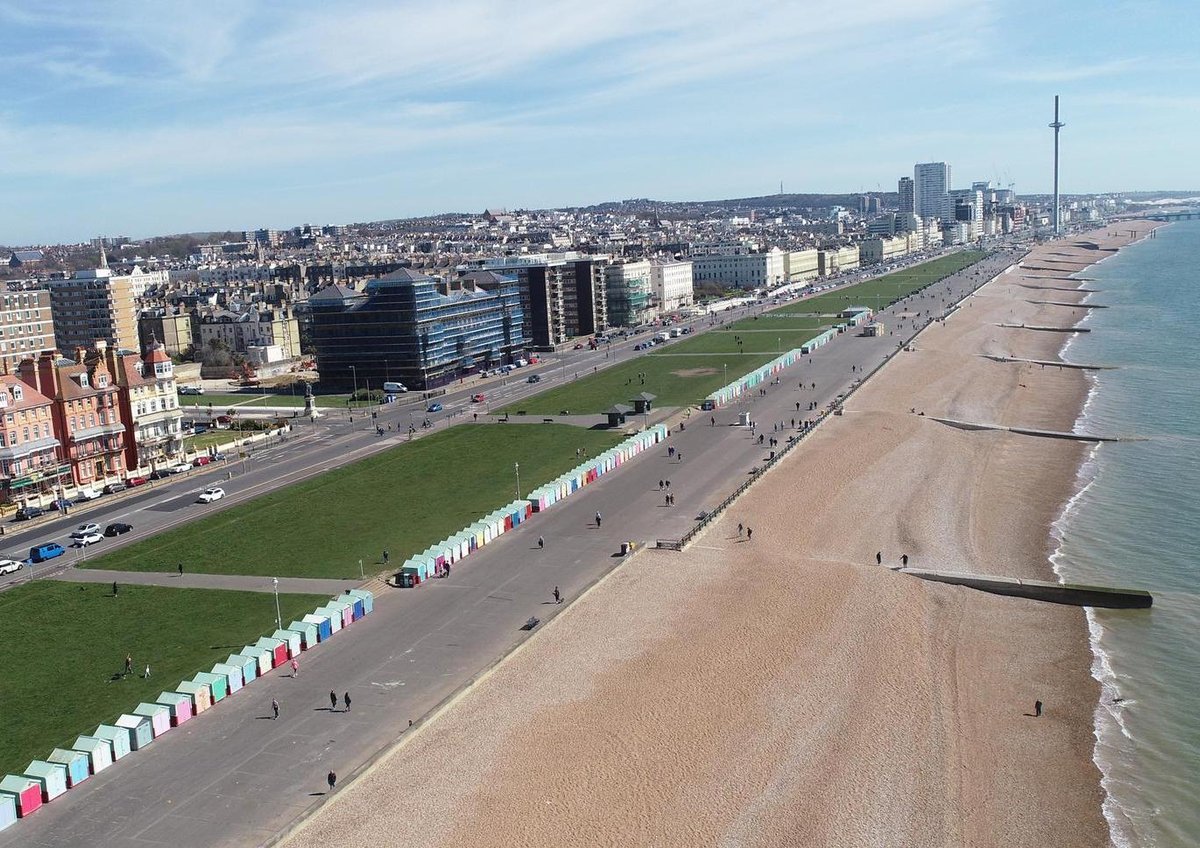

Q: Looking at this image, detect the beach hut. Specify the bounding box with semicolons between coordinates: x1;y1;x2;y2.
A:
93;725;131;761
339;594;365;621
132;703;172;738
228;653;259;683
175;680;213;715
156;692;194;726
71;736;113;774
272;629;302;658
22;761;67;802
317;603;350;631
0;776;41;818
316;605;342;634
286;620;319;650
255;636;288;667
193;671;228;703
343;588;374;615
242;643;273;676
332;600;354;628
115;714;154;751
46;749;90;788
211;662;244;694
0;793;15;832
303;612;333;642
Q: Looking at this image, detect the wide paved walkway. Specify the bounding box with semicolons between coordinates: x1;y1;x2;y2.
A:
52;568;355;596
1;250;1022;848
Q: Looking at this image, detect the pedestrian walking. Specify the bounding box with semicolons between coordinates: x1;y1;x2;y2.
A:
737;523;744;537
665;480;670;489
677;452;683;463
144;663;151;679
659;479;664;490
1034;700;1043;717
327;771;336;791
710;416;716;427
537;536;545;550
383;549;390;565
343;692;351;712
901;554;909;567
124;654;133;676
113;581;119;596
665;493;671;507
272;698;280;720
177;562;184;577
595;511;602;528
876;551;882;565
746;527;753;541
553;586;561;604
291;658;299;677
330;690;338;711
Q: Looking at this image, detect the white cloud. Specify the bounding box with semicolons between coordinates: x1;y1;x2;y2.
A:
996;59;1141;84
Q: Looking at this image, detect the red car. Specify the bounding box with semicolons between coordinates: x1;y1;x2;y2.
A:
192;455;212;467
126;476;149;487
471;393;486;403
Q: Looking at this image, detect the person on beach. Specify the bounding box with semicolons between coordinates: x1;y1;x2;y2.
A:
746;527;753;541
1035;700;1043;717
330;690;338;711
901;554;909;567
738;523;744;537
876;551;882;565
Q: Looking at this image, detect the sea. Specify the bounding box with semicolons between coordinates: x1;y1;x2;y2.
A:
1051;219;1200;848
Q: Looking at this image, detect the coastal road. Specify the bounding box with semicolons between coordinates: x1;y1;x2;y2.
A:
0;247;1025;848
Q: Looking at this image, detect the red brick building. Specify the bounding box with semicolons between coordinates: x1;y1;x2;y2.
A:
0;374;67;504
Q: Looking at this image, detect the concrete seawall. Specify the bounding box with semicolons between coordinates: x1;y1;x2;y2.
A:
981;355;1117;371
998;323;1092;333
1019;283;1101;293
929;416;1123;442
902;569;1153;609
1027;300;1110;309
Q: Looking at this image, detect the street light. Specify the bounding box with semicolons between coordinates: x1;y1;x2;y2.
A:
514;461;521;499
724;362;727;384
349;365;358;409
271;577;282;631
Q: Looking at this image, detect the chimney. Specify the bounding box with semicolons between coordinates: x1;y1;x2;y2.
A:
74;345;86;365
37;351;59;399
17;357;40;394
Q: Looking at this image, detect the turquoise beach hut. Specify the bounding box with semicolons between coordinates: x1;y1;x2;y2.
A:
211;662;244;695
93;725;131;761
285;620;318;650
115;714;154;750
228;654;259;684
71;735;113;774
193;671;228;702
46;749;89;787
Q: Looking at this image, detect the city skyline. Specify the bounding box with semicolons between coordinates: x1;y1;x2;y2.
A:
2;0;1199;244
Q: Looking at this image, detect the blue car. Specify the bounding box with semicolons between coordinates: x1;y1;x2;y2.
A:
29;542;66;563
426;402;443;413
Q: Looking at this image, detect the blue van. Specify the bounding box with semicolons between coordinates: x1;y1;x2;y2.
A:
29;542;66;563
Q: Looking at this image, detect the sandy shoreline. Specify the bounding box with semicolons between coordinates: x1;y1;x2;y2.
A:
282;225;1157;848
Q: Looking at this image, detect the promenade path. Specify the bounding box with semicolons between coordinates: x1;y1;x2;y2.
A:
52;568;355;596
1;249;1024;848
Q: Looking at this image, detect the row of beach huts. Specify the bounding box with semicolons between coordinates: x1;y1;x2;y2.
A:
0;589;374;830
394;425;668;586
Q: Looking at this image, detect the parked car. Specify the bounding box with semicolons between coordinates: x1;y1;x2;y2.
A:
192;455;212;467
178;385;205;395
471;393;486;403
426;402;443;413
104;522;133;537
197;486;225;503
70;523;102;539
0;559;24;575
49;497;72;511
211;452;227;462
103;482;127;495
170;462;192;474
14;505;45;521
75;487;103;501
73;531;103;547
526;374;542;384
28;542;65;563
126;476;149;487
151;469;173;480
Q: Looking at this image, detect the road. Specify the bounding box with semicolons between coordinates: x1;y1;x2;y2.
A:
0;247;1024;848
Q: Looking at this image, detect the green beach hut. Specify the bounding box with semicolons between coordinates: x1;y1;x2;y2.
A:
22;761;67;802
46;749;89;787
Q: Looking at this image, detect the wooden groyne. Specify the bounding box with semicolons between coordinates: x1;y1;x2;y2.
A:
902;569;1153;609
981;354;1116;371
929;416;1124;442
1027;300;1110;309
997;323;1091;333
1018;283;1100;293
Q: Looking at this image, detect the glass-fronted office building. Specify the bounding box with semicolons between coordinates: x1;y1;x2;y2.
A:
310;269;525;391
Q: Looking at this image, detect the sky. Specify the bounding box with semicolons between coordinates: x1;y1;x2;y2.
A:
1;0;1198;244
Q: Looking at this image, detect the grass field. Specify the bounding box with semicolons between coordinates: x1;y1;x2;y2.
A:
178;392;353;410
184;430;244;451
0;582;327;778
499;251;987;416
82;424;622;579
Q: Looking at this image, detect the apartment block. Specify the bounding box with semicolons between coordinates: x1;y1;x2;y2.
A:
0;289;56;375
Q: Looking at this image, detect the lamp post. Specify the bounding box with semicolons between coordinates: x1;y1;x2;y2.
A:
724;362;727;384
514;462;521;500
272;577;282;631
358;558;364;579
349;365;358;409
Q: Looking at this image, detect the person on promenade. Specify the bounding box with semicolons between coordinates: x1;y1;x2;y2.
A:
595;511;602;528
178;562;184;577
876;551;882;565
272;698;280;720
664;493;671;507
553;586;561;604
659;480;664;490
538;536;545;550
327;771;336;791
711;416;716;427
113;581;119;596
291;658;299;677
665;480;670;490
1034;700;1043;717
330;690;338;711
343;692;352;712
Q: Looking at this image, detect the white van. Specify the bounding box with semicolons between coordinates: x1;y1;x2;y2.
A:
515;358;529;368
669;328;681;338
382;381;408;394
654;332;670;344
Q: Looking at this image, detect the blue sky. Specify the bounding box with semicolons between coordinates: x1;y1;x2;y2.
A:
1;0;1198;244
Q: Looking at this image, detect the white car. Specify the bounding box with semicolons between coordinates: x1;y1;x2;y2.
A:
74;531;104;547
170;462;192;474
179;386;205;395
75;487;103;501
70;523;102;539
197;486;225;503
0;559;23;575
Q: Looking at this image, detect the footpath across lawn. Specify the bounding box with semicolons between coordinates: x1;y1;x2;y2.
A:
0;581;327;778
82;424;622;579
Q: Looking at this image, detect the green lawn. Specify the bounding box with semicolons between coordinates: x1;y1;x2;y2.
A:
500;251;988;415
184;430;244;451
178;392;352;410
0;582;327;778
82;425;622;579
